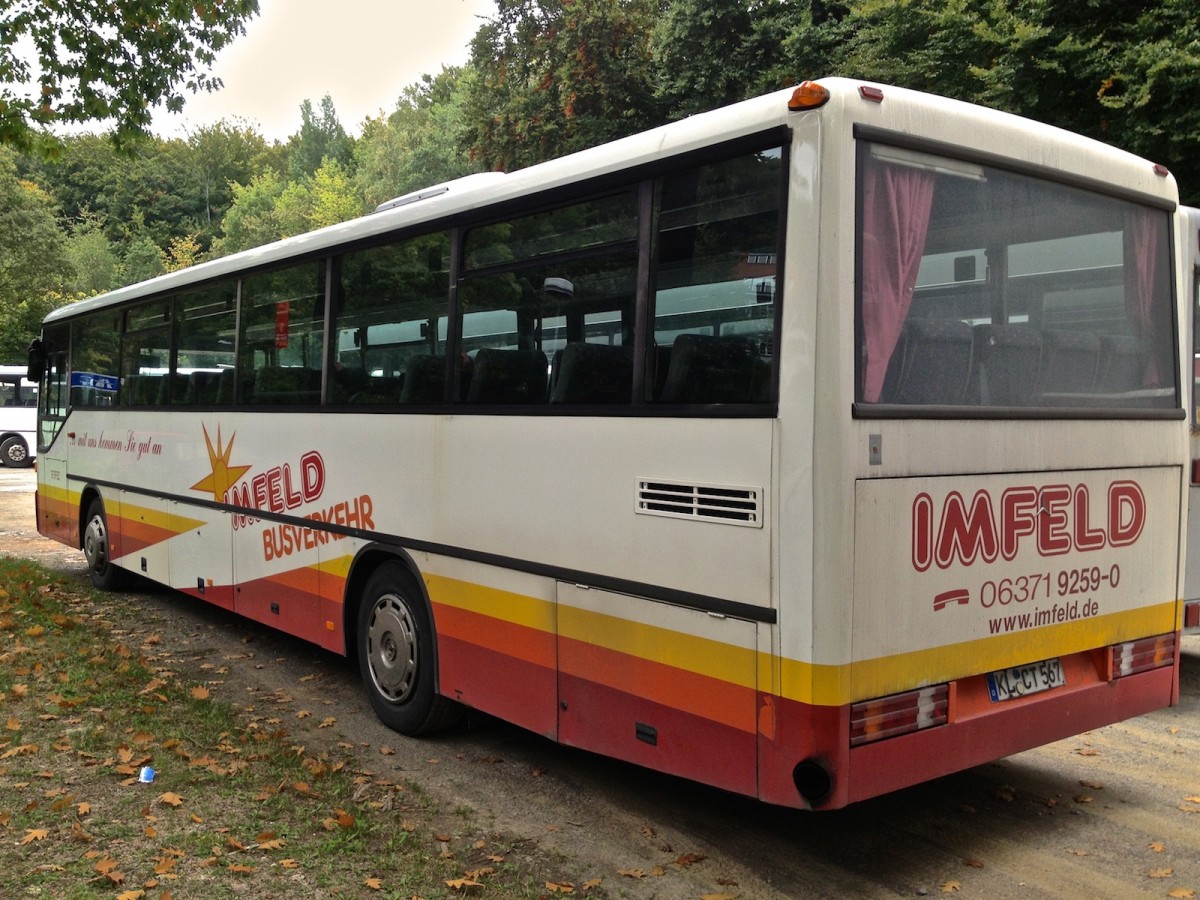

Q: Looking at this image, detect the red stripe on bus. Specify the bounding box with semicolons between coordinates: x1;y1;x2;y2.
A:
437;633;557;738
558;670;758;798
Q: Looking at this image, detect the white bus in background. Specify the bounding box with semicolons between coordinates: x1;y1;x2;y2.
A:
1183;205;1200;634
27;79;1188;809
0;364;37;467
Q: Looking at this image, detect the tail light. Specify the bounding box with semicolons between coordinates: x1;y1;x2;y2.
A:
850;684;948;746
1112;633;1176;678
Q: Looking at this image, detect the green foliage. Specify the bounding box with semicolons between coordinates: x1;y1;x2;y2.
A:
288;95;354;180
0;147;72;311
64;211;120;297
843;0;1200;203
0;149;78;359
354;68;481;209
463;0;663;171
0;290;78;362
120;234;167;286
211;169;288;256
0;0;260;152
650;0;802;116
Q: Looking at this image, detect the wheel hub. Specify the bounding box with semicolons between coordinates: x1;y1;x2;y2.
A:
367;594;417;703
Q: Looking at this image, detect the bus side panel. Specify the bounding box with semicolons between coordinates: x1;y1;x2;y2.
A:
555;583;760;798
169;503;235;612
233;516;331;649
35;455;76;547
428;572;559;739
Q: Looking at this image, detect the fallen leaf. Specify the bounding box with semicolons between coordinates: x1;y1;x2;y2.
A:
545;882;574;893
190;686;210;701
963;858;985;869
364;876;382;889
445;877;482;890
227;863;255;874
941;882;961;893
618;868;645;878
676;853;706;867
22;828;49;844
1079;779;1104;790
1150;842;1166;853
158;792;184;807
1166;889;1196;899
1150;868;1176;878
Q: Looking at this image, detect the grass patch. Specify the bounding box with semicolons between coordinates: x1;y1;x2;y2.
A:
0;558;606;898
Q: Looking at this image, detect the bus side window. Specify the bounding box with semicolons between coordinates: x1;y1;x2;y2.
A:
651;148;781;405
240;261;327;407
332;232;451;405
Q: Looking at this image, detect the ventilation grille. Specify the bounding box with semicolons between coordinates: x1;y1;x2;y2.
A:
636;479;763;527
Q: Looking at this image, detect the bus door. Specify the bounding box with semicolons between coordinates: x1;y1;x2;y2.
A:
31;329;74;544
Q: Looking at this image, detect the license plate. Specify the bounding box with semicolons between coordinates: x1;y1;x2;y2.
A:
987;657;1065;702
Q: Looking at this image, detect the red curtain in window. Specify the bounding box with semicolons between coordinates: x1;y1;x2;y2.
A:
1122;207;1168;387
861;162;936;402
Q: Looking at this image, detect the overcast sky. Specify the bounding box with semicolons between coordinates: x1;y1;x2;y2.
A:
150;0;496;142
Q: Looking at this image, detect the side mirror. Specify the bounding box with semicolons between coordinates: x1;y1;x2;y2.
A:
27;338;45;382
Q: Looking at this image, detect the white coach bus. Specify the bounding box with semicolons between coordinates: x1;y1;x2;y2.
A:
28;79;1187;809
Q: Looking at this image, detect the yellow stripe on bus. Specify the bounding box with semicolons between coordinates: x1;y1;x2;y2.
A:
792;601;1180;706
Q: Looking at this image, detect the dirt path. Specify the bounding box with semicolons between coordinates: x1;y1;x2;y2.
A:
3;467;1199;899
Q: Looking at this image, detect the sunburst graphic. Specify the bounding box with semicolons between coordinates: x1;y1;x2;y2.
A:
190;423;252;502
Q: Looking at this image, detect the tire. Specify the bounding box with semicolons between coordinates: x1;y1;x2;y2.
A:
0;436;30;468
82;498;130;590
356;561;462;735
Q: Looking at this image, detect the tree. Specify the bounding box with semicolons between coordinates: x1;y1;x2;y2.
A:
463;0;662;171
64;211;120;296
288;95;354;180
842;0;1200;204
211;170;288;256
0;148;74;361
120;234;166;286
650;0;805;117
354;68;481;209
0;0;260;152
184;120;285;242
0;148;71;307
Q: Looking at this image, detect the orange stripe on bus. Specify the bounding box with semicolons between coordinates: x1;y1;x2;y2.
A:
434;602;556;671
559;633;757;734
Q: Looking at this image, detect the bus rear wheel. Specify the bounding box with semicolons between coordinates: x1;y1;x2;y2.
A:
357;561;462;735
82;498;130;590
0;436;30;468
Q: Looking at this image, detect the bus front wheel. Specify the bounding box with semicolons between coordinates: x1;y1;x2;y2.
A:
82;498;130;590
0;436;30;468
356;561;462;735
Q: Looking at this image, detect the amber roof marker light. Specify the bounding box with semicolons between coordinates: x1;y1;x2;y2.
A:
788;81;831;111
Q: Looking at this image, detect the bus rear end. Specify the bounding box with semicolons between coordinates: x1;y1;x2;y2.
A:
770;80;1185;809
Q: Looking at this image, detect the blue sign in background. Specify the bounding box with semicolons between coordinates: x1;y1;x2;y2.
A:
70;372;120;393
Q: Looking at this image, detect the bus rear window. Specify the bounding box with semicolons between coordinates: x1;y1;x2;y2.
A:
855;142;1176;414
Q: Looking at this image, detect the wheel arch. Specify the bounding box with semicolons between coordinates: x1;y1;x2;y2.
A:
77;484;105;551
342;544;439;676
